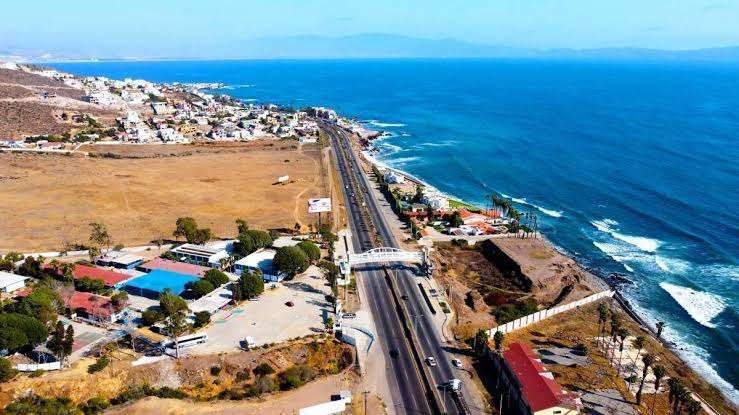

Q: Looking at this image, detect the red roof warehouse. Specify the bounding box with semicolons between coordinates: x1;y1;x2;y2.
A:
72;264;131;286
500;342;581;414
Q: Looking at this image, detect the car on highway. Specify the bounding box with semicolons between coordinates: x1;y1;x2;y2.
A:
389;348;399;358
401;294;409;300
426;356;437;366
285;301;294;307
452;358;463;368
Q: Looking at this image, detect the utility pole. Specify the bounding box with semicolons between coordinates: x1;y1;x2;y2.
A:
363;390;370;414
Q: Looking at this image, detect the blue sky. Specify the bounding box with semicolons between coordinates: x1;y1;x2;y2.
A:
3;0;739;58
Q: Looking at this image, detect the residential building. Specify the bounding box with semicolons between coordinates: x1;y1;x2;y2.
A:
138;258;209;277
67;291;124;323
96;251;144;270
71;264;132;287
385;171;406;184
233;249;284;282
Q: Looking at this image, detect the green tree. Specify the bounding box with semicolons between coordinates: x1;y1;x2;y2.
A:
15;284;62;326
173;217;199;242
473;329;489;356
62;325;74;364
0;358;16;383
0;252;23;272
597;303;609;339
655;321;665;340
235;230;274;257
0;313;48;350
273;246;309;277
188;279;215;298
88;246;100;263
141;309;162;326
493;330;505;353
232;269;264;301
650;364;667;415
297;240;321;262
164;309;191;360
47;321;66;359
89;222;112;252
159;289;188;317
235;218;249;234
111;291;129;309
617;327;629;376
193;311;211;328
449;211;463;227
203;269;229;287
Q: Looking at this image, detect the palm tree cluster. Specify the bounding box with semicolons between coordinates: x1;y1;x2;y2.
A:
595;305;703;415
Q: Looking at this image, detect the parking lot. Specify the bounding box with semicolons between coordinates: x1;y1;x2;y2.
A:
192;266;332;355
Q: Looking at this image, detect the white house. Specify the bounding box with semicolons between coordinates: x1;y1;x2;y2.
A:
0;271;29;294
233;249;284;282
385;171;405;184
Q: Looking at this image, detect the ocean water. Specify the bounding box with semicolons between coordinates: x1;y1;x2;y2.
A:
52;59;739;402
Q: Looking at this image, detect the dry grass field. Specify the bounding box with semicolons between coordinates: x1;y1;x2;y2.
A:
0;143;326;252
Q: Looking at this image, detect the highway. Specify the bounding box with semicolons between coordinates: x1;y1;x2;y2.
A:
323;122;471;415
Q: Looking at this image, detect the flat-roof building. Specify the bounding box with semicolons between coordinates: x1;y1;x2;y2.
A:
72;264;132;287
67;291;124;323
0;271;29;294
169;241;233;268
124;269;200;299
96;250;144;269
138;258;209;277
233;248;284;282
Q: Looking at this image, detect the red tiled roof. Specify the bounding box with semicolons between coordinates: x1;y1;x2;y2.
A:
72;264;130;286
139;258;208;276
67;291;115;318
503;343;573;412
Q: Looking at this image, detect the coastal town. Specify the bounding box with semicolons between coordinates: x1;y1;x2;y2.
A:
0;62;735;415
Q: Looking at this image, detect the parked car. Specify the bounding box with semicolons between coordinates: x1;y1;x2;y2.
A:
401;294;409;300
452;358;463;368
285;301;294;307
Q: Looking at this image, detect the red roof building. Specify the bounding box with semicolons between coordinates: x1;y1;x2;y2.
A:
67;291;120;322
501;343;581;414
138;258;209;277
72;264;131;286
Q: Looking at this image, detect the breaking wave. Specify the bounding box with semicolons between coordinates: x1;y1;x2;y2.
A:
500;194;564;218
591;219;661;252
660;282;727;328
655;256;691;274
365;119;406;128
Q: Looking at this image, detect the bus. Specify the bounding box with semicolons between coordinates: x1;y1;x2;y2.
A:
160;333;208;351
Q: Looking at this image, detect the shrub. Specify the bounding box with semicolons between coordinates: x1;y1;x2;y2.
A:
210;366;222;376
194;311;211;328
235;369;251;382
278;364;317;390
5;396;78;415
87;356;110;374
82;396;110;414
29;369;44;378
0;358;17;382
188;279;215;298
252;362;275;377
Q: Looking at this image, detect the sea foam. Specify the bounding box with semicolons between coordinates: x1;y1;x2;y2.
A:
500;195;564;218
660;282;726;328
591;219;661;252
655;256;691;274
367;119;406;128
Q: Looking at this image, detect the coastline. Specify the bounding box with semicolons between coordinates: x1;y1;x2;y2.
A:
349;124;736;411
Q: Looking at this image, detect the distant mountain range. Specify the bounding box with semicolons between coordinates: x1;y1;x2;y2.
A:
3;34;739;62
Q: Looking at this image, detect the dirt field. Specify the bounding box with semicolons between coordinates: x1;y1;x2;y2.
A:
0;143;326;252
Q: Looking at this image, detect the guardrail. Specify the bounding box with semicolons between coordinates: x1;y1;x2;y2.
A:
488;290;615;336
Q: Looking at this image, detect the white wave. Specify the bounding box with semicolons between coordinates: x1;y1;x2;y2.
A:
242;98;257;102
416;140;457;148
703;264;739;282
388;156;420;165
218;83;254;89
503;195;564;218
660;282;727;328
591;219;661;252
593;241;639;271
367;119;406;128
536;206;564;218
625;299;739;405
400;132;411;137
655;256;692;274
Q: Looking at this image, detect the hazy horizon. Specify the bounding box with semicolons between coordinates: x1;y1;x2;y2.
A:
3;1;739;60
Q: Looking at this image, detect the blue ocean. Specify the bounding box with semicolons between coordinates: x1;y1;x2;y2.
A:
52;59;739;402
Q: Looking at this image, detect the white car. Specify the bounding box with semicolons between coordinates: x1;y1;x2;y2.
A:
426;356;437;366
452;358;463;368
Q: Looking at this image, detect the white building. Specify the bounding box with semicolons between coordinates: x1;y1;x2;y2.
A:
170;241;234;268
233;249;284;282
385;171;405;184
0;271;29;294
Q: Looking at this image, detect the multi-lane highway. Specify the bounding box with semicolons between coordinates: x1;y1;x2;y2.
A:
323;122;473;415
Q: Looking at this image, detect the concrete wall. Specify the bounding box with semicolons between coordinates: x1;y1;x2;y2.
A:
488;290;615;336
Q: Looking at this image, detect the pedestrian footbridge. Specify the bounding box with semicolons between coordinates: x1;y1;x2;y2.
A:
339;247;432;275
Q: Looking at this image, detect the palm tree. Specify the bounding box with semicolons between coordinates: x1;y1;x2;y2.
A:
668;378;687;415
597;304;608;344
608;314;622;361
631;336;646;376
651;364;667;415
636;353;655;405
493;330;505;353
617;327;629;375
685;398;702;415
656;321;666;340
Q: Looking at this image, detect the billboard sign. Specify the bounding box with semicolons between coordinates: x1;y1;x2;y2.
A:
308;198;332;213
